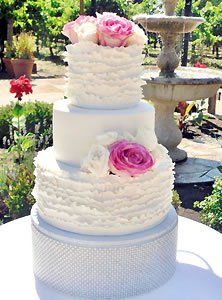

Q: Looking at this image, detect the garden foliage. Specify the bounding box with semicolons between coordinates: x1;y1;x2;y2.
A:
172;190;182;211
194;177;222;232
0;101;53;150
0;76;52;223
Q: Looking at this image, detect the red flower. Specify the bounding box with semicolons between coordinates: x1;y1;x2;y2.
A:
194;61;207;68
10;75;33;100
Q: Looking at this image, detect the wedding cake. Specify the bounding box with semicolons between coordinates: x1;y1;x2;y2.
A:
31;13;178;299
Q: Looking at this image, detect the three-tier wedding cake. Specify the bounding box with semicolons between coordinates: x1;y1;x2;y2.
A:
31;13;178;299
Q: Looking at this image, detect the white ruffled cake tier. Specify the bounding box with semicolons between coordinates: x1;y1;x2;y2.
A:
33;147;174;236
64;41;145;109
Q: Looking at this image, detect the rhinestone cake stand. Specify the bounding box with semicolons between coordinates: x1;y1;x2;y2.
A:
31;204;178;299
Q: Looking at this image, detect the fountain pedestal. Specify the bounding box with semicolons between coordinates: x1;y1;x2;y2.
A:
153;99;187;162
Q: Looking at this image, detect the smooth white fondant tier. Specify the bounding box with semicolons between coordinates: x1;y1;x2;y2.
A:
64;41;145;109
31;204;178;299
33;147;174;236
53;99;155;167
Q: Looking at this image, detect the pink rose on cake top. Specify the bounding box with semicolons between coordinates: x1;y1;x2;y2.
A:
62;12;147;47
96;13;133;47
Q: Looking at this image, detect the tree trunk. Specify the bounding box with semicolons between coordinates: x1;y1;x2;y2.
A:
216;46;219;59
181;0;192;66
36;36;40;56
90;0;96;17
80;0;84;15
7;18;14;47
49;46;54;57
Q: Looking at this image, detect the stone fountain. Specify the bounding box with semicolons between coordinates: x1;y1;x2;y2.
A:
134;0;222;162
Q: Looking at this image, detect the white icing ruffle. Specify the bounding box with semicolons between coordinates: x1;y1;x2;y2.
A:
33;147;175;236
64;41;145;109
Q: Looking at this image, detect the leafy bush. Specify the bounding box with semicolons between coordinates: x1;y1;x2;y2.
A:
0;101;53;150
85;0;129;17
172;190;181;211
4;163;35;220
194;177;222;232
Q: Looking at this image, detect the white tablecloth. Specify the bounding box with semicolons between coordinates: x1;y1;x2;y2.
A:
0;216;222;300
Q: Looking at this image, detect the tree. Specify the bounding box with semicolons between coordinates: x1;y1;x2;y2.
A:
181;0;192;66
191;0;222;58
0;0;81;57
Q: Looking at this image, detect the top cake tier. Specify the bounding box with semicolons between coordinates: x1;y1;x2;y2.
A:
64;41;145;109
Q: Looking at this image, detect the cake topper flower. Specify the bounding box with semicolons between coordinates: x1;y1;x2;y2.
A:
96;12;133;47
109;140;155;176
62;13;147;48
62;15;98;44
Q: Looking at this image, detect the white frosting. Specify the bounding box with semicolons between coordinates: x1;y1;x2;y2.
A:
53;99;155;167
64;41;145;109
33;147;174;236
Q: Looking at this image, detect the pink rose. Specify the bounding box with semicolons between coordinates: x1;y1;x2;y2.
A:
62;16;98;44
62;21;78;43
97;13;133;47
109;140;155;176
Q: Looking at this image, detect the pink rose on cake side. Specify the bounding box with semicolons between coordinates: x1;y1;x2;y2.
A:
62;15;98;44
109;140;155;176
97;13;133;47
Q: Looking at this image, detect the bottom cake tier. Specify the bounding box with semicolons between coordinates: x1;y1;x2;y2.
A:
31;204;178;299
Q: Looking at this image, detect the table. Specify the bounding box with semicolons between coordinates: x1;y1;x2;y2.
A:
0;216;222;300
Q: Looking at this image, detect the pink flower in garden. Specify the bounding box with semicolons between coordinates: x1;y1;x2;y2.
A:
109;140;155;176
10;75;32;100
62;15;98;44
97;13;133;47
194;61;207;68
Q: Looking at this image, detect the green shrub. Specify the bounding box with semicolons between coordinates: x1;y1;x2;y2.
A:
194;177;222;232
0;101;53;150
4;163;35;220
0;104;13;144
172;190;181;211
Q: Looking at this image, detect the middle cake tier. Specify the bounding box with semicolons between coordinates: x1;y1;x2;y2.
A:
53;99;155;166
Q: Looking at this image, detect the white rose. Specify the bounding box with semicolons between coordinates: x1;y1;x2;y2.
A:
117;131;135;141
125;24;147;47
151;144;169;168
75;22;98;44
62;16;98;44
96;131;118;147
81;144;110;177
135;127;158;151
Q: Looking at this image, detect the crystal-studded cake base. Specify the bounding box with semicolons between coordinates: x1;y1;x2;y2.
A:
31;204;178;299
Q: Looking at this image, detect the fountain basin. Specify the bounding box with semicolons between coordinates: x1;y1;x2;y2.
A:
135;15;204;33
142;66;222;102
142;66;222;162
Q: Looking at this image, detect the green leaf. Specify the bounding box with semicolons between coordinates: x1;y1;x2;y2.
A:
12;102;24;118
21;136;35;151
7;145;17;153
12;115;26;129
13;130;19;142
217;166;222;173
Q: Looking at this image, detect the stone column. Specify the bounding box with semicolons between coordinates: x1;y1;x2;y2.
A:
153;99;187;162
